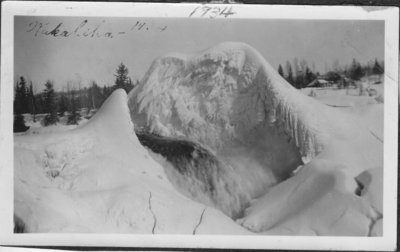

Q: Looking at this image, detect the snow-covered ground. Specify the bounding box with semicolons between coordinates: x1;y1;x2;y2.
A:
301;81;383;108
14;90;250;234
14;42;383;236
18;111;91;135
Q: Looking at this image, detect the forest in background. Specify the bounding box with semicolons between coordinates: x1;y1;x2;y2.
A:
277;57;384;89
13;57;384;132
14;63;137;132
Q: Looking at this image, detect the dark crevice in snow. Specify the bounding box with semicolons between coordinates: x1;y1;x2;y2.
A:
14;215;26;233
137;130;302;220
148;191;157;234
137;132;245;218
354;176;383;236
47;170;60;179
354;178;365;196
367;205;383;237
137;132;217;175
193;208;206;235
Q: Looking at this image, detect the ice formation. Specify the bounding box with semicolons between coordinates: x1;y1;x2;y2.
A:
14;90;250;234
129;42;333;160
128;42;383;235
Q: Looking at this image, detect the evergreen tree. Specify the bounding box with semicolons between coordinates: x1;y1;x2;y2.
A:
372;58;384;75
43;80;59;126
285;61;294;86
101;85;112;105
292;58;300;88
67;89;81;125
278;64;284;77
304;67;316;87
20;77;29;113
14;114;29;133
295;72;304;89
80;87;89;115
114;63;129;91
126;77;134;93
14;82;23;115
58;92;68;117
113;63;136;93
13;78;29;132
28;82;36;122
348;58;364;80
297;59;310;89
35;93;45;114
89;81;103;108
13;77;30;132
87;86;93;112
14;76;29;114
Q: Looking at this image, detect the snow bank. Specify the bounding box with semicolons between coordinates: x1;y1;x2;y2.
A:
237;159;375;236
128;42;383;236
14;89;250;234
301;84;383;108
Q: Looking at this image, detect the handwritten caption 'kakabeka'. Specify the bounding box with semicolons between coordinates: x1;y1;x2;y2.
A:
26;20;168;38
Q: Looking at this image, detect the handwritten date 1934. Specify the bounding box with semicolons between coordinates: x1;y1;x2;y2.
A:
189;6;236;18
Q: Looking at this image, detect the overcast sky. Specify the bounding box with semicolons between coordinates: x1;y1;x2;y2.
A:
14;16;384;91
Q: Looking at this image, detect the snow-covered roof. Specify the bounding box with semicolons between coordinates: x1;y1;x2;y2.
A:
307;78;329;87
317;79;329;84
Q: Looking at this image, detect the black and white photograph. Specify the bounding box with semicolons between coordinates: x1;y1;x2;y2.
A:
0;2;398;251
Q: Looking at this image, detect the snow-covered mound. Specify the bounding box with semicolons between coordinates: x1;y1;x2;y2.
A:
14;89;251;234
128;42;383;235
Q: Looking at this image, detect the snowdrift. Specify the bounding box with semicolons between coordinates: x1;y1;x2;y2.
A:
128;42;383;235
14;89;250;234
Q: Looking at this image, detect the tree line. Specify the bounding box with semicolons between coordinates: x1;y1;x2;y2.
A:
14;63;137;132
277;58;384;89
